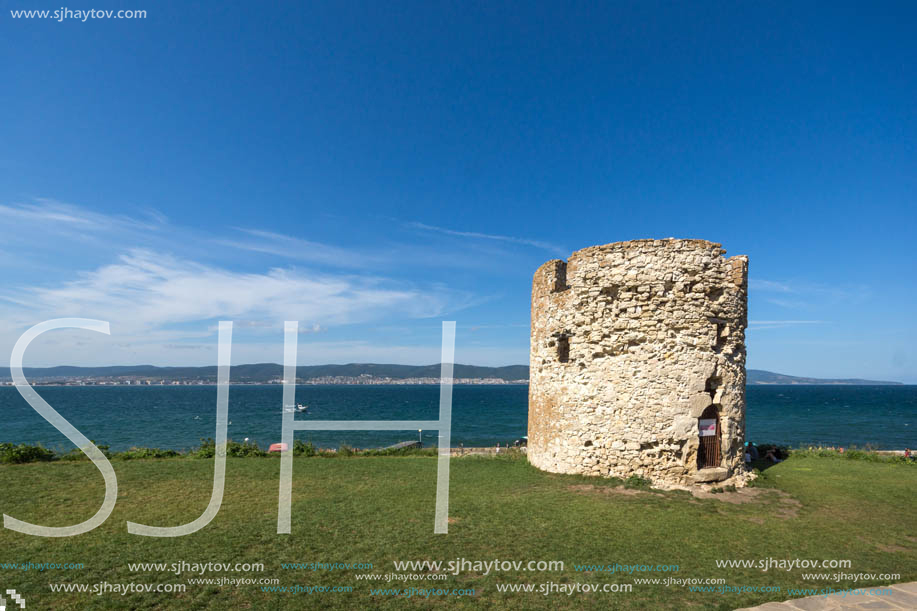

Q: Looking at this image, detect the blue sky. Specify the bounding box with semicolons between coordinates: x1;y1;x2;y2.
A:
1;2;915;381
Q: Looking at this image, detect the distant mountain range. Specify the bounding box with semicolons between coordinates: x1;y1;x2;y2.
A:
745;369;901;385
10;363;530;382
2;364;902;385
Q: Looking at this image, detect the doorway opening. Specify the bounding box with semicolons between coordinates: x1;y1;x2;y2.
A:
697;404;721;469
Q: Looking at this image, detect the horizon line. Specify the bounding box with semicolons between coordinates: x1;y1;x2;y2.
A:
2;364;906;385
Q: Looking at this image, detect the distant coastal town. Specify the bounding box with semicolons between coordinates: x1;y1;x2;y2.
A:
0;365;900;387
0;374;529;387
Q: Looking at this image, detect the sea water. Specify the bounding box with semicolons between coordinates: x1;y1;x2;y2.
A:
1;385;914;452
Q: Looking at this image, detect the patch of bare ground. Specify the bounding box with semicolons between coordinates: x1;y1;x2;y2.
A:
566;484;660;497
691;488;801;519
876;543;908;553
566;483;802;518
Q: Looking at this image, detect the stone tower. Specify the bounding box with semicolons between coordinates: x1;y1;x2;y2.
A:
527;239;748;486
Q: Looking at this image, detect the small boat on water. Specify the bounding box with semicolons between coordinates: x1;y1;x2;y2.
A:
284;404;309;413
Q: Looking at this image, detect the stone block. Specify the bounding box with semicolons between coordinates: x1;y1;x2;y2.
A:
689;394;712;417
693;468;728;483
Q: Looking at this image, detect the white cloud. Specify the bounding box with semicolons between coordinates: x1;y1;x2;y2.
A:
0;200;517;366
4;249;460;334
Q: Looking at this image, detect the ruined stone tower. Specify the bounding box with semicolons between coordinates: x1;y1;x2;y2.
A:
528;239;748;486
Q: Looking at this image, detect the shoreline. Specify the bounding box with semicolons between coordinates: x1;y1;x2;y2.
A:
2;443;913;458
0;381;531;387
4;382;916;387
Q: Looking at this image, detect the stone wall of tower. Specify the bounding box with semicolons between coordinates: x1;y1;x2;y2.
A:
527;239;749;486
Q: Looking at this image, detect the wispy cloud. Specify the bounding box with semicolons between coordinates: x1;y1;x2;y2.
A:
766;297;811;309
408;222;567;255
467;323;529;331
750;277;872;310
0;199;163;232
162;343;208;350
749;279;794;293
0;199;180;268
215;228;383;269
216;226;512;272
299;323;325;335
748;320;827;330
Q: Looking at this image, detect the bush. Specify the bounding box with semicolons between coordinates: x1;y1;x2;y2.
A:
118;447;180;460
58;443;112;462
0;443;56;464
192;438;217;458
293;440;317;457
191;438;267;458
623;475;652;490
789;446;912;464
226;440;268;457
360;447;437;457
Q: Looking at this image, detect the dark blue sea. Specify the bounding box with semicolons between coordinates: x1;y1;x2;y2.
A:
1;385;915;452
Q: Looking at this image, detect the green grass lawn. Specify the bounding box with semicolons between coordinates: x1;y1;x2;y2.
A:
0;454;914;609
